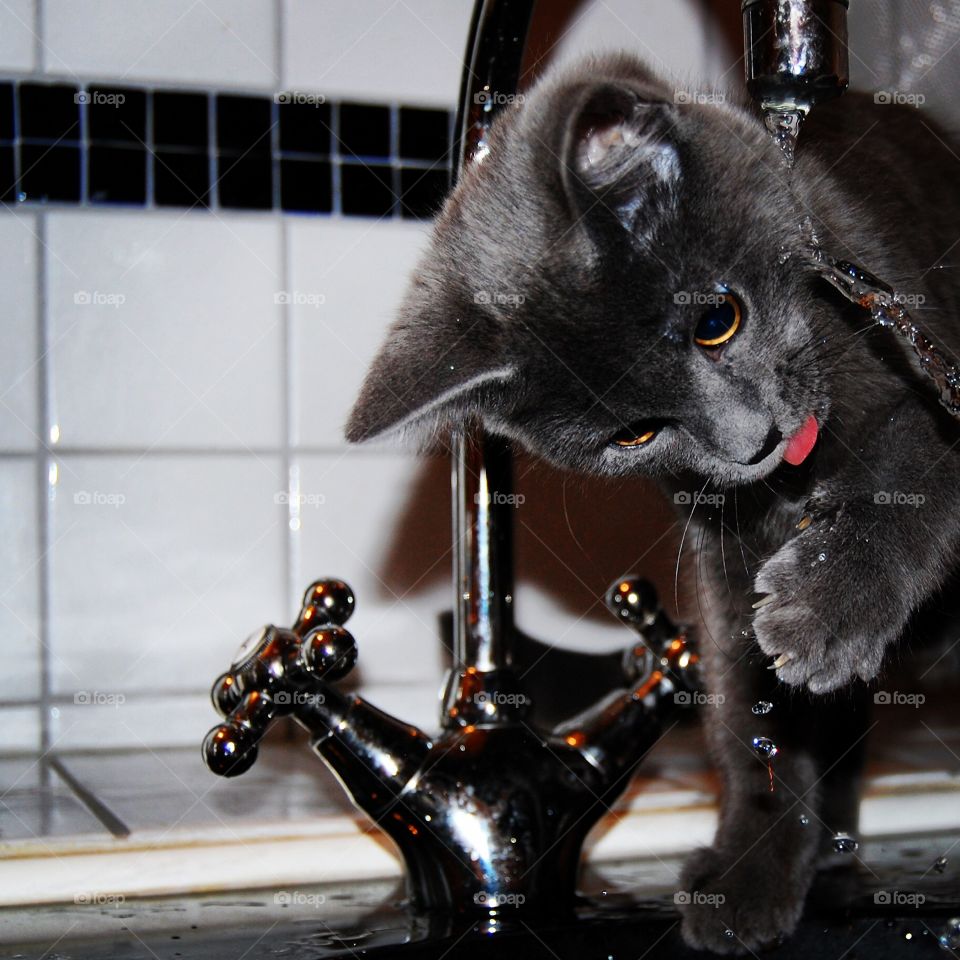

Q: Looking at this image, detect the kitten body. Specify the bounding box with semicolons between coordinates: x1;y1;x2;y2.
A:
347;56;960;953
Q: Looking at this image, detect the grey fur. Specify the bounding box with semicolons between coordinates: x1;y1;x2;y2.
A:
347;55;960;954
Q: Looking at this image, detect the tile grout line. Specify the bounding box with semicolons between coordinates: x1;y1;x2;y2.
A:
36;208;52;833
277;0;299;618
49;755;131;838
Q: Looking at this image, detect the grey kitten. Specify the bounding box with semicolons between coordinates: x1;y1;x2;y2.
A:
346;55;960;954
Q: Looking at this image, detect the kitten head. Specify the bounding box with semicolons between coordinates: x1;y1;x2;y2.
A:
346;55;831;485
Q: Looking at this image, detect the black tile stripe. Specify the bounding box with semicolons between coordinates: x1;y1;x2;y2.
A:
0;80;452;220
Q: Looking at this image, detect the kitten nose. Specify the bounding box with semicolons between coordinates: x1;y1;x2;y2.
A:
743;425;783;465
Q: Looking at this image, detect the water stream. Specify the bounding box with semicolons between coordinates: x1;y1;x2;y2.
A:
760;106;960;422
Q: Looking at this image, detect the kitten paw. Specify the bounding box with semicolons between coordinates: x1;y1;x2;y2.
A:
678;844;811;954
752;535;898;693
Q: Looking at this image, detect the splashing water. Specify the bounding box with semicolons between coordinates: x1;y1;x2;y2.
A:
940;918;960;951
806;233;960;420
752;736;779;792
764;108;805;165
832;832;859;854
752;700;774;716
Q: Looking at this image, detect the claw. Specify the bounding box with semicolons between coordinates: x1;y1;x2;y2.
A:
752;594;777;609
769;652;792;670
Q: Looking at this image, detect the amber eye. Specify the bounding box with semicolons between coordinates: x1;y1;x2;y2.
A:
693;292;742;348
611;425;658;447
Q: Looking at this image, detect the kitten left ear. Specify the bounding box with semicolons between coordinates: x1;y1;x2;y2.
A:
561;84;680;238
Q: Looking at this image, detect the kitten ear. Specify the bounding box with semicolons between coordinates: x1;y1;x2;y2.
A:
562;83;680;239
345;284;515;444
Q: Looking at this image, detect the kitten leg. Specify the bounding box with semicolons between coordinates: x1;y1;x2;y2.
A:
678;632;823;954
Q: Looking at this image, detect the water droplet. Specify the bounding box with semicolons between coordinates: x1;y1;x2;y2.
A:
777;246;792;265
938;918;960;950
763;108;804;165
752;701;773;716
818;552;827;562
935;855;948;874
799;814;810;826
752;736;779;760
832;832;858;854
724;929;735;939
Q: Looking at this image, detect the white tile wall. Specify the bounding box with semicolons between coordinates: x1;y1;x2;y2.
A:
0;0;37;74
295;450;450;693
550;0;730;90
42;1;278;89
48;454;287;697
0;459;40;703
0;214;38;451
47;212;284;450
283;0;474;107
0;0;723;760
289;217;431;447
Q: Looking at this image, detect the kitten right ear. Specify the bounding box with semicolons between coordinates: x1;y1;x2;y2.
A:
561;84;680;239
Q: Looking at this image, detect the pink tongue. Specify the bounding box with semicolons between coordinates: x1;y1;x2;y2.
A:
783;414;819;466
